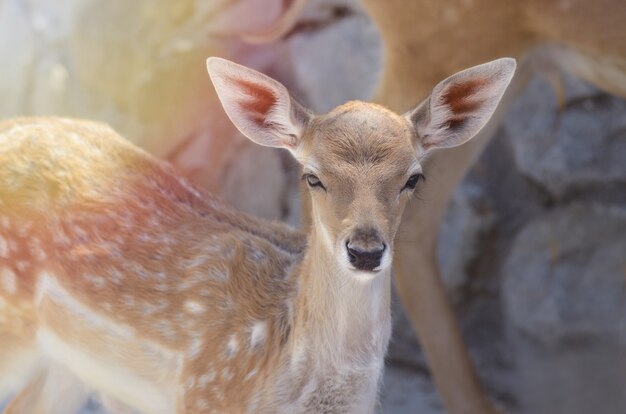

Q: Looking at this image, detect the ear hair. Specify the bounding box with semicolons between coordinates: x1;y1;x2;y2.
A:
407;58;516;153
207;57;312;150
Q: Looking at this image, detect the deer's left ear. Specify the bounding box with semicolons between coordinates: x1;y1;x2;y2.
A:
407;58;516;154
207;57;312;151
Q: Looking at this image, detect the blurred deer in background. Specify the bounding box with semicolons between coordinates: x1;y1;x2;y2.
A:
253;0;626;413
0;56;514;413
0;0;309;222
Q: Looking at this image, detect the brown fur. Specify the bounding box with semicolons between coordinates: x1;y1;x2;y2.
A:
0;118;307;413
0;106;416;413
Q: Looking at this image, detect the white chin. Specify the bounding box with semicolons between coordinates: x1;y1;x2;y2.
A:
350;269;382;282
338;249;393;280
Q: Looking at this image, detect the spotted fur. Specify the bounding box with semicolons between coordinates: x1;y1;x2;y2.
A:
0;54;513;413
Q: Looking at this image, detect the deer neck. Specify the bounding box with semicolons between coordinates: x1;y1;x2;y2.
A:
289;229;392;368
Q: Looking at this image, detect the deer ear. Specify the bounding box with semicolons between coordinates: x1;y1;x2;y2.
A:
207;57;312;150
407;58;516;153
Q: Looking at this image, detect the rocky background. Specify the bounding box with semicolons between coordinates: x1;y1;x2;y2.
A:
1;0;626;413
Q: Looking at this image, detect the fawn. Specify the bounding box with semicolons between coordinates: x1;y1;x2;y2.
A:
0;56;515;413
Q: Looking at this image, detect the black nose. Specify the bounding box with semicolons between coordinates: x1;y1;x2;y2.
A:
346;229;386;271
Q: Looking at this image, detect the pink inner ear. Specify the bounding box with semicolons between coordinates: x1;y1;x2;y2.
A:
441;78;486;130
233;78;278;126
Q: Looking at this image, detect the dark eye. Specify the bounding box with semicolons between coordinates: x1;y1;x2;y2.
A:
303;174;326;190
402;173;424;192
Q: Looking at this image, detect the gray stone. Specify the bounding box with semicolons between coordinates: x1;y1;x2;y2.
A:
506;74;626;199
222;143;301;224
503;203;626;414
438;180;496;297
380;364;444;414
286;0;382;111
503;203;626;342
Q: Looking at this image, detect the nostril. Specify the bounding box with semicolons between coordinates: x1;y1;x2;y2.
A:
346;241;358;263
346;240;386;270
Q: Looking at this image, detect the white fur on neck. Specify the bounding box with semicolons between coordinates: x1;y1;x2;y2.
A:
291;231;392;368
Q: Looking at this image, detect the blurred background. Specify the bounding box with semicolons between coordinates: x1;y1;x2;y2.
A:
1;0;625;413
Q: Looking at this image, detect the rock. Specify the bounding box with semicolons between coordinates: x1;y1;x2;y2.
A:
503;202;626;343
285;0;382;111
437;179;496;297
506;73;626;199
380;364;444;414
503;203;626;414
222;143;300;223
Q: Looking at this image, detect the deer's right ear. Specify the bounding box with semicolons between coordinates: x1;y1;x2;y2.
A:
207;57;312;151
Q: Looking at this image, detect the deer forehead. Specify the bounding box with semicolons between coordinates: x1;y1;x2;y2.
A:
302;102;417;176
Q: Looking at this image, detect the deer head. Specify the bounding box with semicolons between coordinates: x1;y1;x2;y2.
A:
207;56;516;280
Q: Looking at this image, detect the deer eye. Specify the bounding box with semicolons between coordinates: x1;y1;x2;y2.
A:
303;174;326;190
402;173;424;192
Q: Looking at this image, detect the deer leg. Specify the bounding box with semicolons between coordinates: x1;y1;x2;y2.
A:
394;236;499;414
393;141;498;414
392;68;532;414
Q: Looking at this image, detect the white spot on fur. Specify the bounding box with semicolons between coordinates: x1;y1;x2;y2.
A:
198;370;216;389
1;267;17;294
213;386;224;401
53;227;71;246
108;269;123;284
15;261;29;272
249;248;265;262
187;338;203;359
183;255;208;269
73;226;88;240
249;321;267;349
122;294;135;306
124;262;149;279
244;368;257;381
221;367;233;381
195;399;208;410
184;300;205;315
154;272;167;281
0;235;8;258
86;274;107;289
17;221;32;237
154;320;176;340
142;301;168;316
33;246;47;261
208;266;228;281
226;334;238;358
1;217;9;229
186;376;196;390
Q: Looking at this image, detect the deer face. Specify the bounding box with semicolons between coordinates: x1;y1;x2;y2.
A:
296;103;421;274
207;56;516;278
